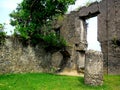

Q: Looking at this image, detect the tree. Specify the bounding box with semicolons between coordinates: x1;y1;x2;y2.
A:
0;23;6;45
10;0;75;46
0;23;4;31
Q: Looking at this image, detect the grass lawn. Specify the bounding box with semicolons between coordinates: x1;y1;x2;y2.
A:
0;73;120;90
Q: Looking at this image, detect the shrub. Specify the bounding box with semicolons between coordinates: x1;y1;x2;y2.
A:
0;32;6;45
42;32;67;50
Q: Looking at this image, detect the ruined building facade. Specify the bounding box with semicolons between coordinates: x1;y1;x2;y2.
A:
55;0;120;75
0;0;120;75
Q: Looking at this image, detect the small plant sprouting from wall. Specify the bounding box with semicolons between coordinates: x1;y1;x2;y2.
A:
0;23;6;45
111;36;120;48
42;32;67;51
0;32;6;45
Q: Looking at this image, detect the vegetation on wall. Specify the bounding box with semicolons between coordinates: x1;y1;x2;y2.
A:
0;23;6;45
10;0;75;49
0;23;4;30
111;36;120;48
0;32;6;45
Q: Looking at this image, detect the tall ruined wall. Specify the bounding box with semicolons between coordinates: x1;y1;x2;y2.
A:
0;37;103;75
107;0;120;74
79;0;120;74
59;0;120;74
61;11;87;49
0;37;63;74
98;0;120;74
57;11;87;72
0;10;88;74
0;0;120;75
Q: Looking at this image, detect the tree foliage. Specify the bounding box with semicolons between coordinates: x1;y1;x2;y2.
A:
10;0;75;47
0;23;4;31
0;23;6;45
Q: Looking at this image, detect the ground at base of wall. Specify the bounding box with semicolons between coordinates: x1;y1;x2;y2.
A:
57;70;84;76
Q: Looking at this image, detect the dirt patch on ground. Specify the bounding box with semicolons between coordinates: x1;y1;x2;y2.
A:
57;70;84;77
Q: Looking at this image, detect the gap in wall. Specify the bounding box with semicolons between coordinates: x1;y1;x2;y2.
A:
86;16;101;51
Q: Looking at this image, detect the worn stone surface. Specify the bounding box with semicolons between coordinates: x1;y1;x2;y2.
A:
58;10;87;72
84;50;103;86
51;51;63;70
75;51;85;73
79;2;99;19
0;37;86;74
108;43;120;74
98;0;107;42
0;0;120;75
106;0;120;74
100;41;108;74
0;38;58;74
60;0;120;75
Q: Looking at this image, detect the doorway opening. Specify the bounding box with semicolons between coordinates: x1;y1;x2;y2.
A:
86;17;101;51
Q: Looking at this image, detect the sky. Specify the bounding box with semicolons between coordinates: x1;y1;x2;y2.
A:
0;0;101;51
0;0;22;34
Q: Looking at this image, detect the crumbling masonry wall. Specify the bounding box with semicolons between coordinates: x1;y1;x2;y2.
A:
0;37;101;75
0;37;50;74
98;0;120;74
0;0;120;75
85;50;103;86
58;0;120;74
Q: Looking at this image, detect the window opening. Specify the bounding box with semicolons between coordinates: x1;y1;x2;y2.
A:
86;17;101;51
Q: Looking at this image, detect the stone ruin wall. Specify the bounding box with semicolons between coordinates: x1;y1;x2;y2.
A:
0;37;98;75
56;11;88;73
59;0;120;75
0;37;72;74
0;37;52;74
85;50;103;86
0;0;120;75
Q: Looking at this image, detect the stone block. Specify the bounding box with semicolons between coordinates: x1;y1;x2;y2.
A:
51;52;63;68
75;51;85;72
84;50;103;86
79;2;99;19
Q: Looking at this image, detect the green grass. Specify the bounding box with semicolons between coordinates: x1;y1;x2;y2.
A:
0;73;120;90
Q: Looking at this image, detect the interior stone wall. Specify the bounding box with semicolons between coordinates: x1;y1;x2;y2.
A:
59;0;120;74
0;38;103;75
99;0;120;74
0;37;62;74
0;0;120;75
58;11;87;72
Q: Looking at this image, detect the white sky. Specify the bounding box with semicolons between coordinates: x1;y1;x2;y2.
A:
0;0;22;34
0;0;101;51
86;17;101;51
